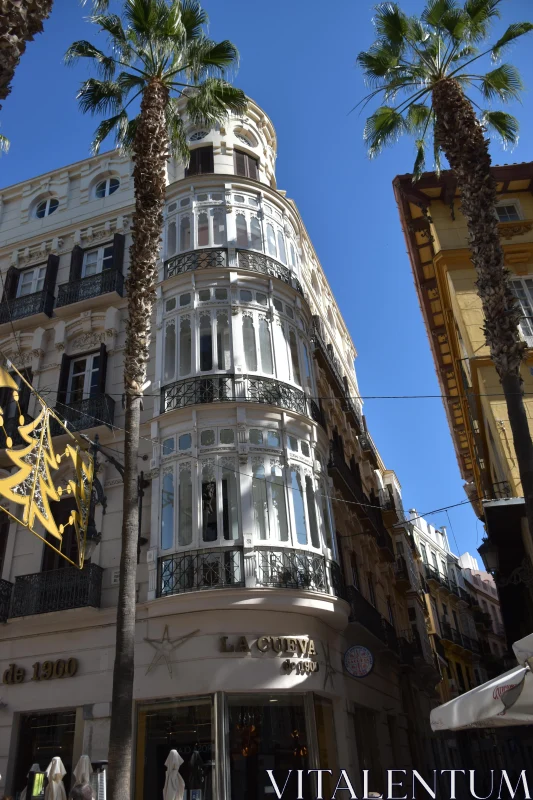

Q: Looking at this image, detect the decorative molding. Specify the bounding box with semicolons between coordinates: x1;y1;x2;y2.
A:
70;331;106;352
498;220;533;240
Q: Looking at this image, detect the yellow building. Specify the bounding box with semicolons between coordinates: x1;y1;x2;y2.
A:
394;163;533;645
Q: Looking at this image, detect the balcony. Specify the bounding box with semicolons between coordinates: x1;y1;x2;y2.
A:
393;556;411;589
157;546;343;599
9;563;103;617
56;269;124;307
0;579;12;623
425;564;451;591
161;373;320;423
311;318;362;433
346;585;399;654
491;480;512;499
164;247;304;295
51;395;115;435
359;432;379;467
440;623;479;653
0;289;54;324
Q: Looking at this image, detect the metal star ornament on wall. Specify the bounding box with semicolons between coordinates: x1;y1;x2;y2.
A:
144;626;200;677
322;643;336;690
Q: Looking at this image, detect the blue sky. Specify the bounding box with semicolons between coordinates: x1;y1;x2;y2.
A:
1;0;532;558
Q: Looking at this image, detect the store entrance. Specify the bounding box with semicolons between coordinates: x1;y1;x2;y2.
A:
136;698;214;800
11;709;76;798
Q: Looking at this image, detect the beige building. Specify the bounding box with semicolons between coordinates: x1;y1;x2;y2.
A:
0;97;457;799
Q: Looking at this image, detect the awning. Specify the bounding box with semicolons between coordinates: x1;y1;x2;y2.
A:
430;633;533;731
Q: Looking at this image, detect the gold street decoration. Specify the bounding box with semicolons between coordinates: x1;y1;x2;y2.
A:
0;363;94;569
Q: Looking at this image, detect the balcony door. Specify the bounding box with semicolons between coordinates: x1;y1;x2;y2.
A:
41;498;79;572
82;244;114;277
67;353;101;404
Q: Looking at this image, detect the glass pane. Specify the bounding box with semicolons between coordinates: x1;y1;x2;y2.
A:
266;224;277;257
164;320;176;382
273;322;289;382
166;298;176;312
277;230;287;264
198;289;211;301
178;468;193;546
252;461;267;539
234;194;245;203
267;430;280;447
179;293;191;306
250;217;262;250
216;312;231;370
243;316;257;371
161;472;174;550
198;212;209;246
249;429;263;445
321;483;333;549
222;463;239;540
302;343;312;389
179;433;192;450
179;318;192;376
202;465;217;542
271;463;288;541
48;198;59;215
102;247;114;270
305;475;320;548
212;208;225;246
289;330;302;385
290;468;307;545
201;430;215;446
301;442;310;457
259;318;273;374
180;197;190;207
240;290;253;302
285;305;294;319
256;292;267;305
215;288;227;300
273;298;283;313
200;314;213;371
287;435;298;451
109;177;120;194
180;215;191;251
236;213;248;248
197;193;208;202
167;221;177;256
95;181;106;198
220;428;235;444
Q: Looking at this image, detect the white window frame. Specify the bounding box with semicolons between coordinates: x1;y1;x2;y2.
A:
241;309;274;376
195;206;227;249
35;197;59;219
16;265;46;297
67;352;100;403
511;277;533;347
95;176;120;198
495;199;522;223
82;244;114;278
199;456;240;546
251;454;290;544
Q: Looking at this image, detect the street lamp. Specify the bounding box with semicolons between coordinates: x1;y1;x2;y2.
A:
478;538;500;573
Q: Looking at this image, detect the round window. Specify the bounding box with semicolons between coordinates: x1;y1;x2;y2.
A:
96;177;120;198
36;198;59;218
189;130;208;142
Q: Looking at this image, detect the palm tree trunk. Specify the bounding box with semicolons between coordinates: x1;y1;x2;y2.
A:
107;77;169;800
432;77;533;539
0;0;54;104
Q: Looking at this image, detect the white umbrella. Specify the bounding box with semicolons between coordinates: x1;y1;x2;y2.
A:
430;632;533;731
72;756;93;787
163;750;185;800
45;757;67;800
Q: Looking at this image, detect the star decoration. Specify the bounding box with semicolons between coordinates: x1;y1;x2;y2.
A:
322;643;336;690
144;626;200;677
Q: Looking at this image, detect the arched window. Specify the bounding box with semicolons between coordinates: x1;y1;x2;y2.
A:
258;318;273;374
243;315;257;371
161;471;174;549
270;462;288;541
222;461;239;540
178;464;193;546
250;217;262;250
35;197;59;218
167;220;177;257
290;467;307;546
252;459;268;540
95;177;120;198
216;312;231;370
212;208;226;246
179;318;192;376
305;475;320;548
201;463;217;542
236;213;248;247
273;321;290;382
180;215;191;251
197;212;209;246
199;314;213;371
288;329;301;385
164;320;176;382
277;231;287;264
266;224;277;257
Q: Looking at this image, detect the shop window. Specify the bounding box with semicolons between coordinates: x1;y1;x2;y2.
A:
234;149;258;180
290;467;307;546
12;711;76;798
136;699;214;800
228;695;311;799
185;145;214;176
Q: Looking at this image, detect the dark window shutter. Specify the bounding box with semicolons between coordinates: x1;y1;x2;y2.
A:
247;154;258;181
2;267;20;301
112;233;125;273
43;254;59;294
200;146;214;174
234;150;246;177
185;149;199;177
19;369;32;417
98;342;108;394
69;245;84;282
57;354;71;405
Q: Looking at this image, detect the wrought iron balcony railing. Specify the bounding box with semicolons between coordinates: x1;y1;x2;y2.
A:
56;269;124;307
0;289;54;324
393;556;410;585
157;546;343;599
164;247;304;295
161;373;319;422
10;563;103;617
51;395;115;435
491;480;512;499
0;578;12;623
346;585;399;653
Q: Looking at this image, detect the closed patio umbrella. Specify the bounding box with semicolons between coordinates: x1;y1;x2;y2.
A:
72;756;93;787
163;750;185;800
430;632;533;731
45;757;67;800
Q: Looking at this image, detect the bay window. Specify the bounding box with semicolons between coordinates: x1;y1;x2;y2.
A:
200;458;240;542
289;467;308;546
251;456;289;542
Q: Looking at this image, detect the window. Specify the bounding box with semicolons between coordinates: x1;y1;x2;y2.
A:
162;437;175;456
0;511;9;578
288;329;302;385
196;208;226;247
266;224;277;257
82;245;114;277
185;146;214;176
271;462;288;541
287;435;298;451
243;315;258;371
67;354;100;403
277;231;287;264
249;429;263;445
189;129;208;141
387;596;395;627
202;463;218;542
419;543;428;564
320;482;334;549
250;217;262;249
178;464;193;546
16;265;45;297
161;471;174;550
305;475;320;548
216;312;231;370
496;203;520;222
511;278;533;347
234;149;258;180
220;428;234;444
236;213;248;247
180;215;191;251
200;458;239;542
252;459;268;539
95;177;120;198
35;197;59;218
368;573;377;607
167;220;177;256
199;313;213;371
290;467;307;546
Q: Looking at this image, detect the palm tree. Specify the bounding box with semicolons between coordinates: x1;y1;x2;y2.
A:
357;0;533;538
0;0;54;104
66;3;245;797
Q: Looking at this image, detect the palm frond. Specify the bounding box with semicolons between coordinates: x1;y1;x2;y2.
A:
89;14;133;61
357;43;401;85
77;78;124;116
181;38;240;81
181;0;208;40
478;63;523;102
406;103;432;132
185;78;246;126
422;0;458;27
491;22;533;61
481;110;519;147
463;0;502;41
372;3;409;49
0;134;10;155
117;71;145;94
65;40;116;79
364;105;407;157
117;116;139;152
413;138;427;178
91;111;129;153
165;98;190;161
